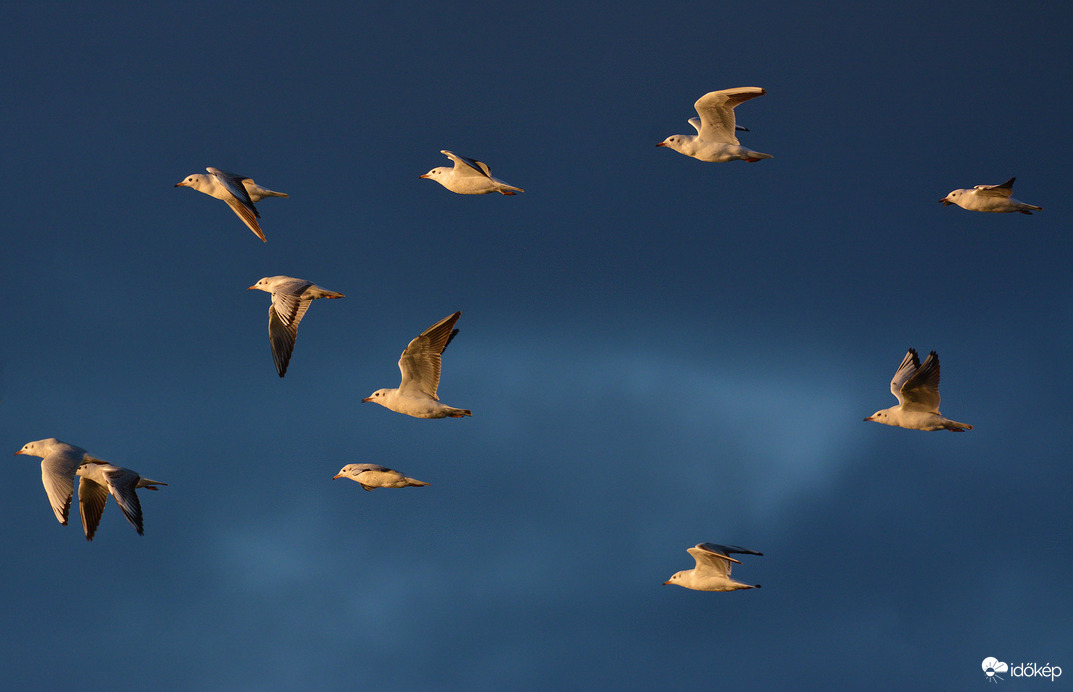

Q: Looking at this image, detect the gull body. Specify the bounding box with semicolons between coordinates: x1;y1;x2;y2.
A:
664;543;763;592
248;275;345;377
657;87;772;163
333;463;429;491
940;177;1041;214
175;167;284;241
865;349;973;431
363;311;472;419
420;150;524;195
76;459;166;540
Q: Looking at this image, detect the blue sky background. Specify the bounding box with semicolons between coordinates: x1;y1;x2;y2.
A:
3;1;1071;689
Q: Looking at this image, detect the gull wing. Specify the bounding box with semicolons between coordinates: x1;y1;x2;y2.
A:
103;466;145;535
687;544;739;577
441;150;493;179
890;348;921;406
268;281;314;377
398;311;462;399
77;476;110;541
353;463;392;473
224;198;267;241
40;450;83;525
208;167;266;241
900;351;942;412
974;177;1015;197
207;168;257;203
693;87;766;144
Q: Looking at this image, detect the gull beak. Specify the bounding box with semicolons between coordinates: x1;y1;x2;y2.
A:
419;174;430;179
332;473;344;480
14;450;23;455
361;397;373;403
662;580;671;585
939;198;952;205
655;142;666;147
175;181;188;188
247;285;257;290
863;415;875;421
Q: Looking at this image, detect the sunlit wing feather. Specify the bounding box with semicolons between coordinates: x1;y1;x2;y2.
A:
900;351;942;412
398;312;462;399
890;348;921;406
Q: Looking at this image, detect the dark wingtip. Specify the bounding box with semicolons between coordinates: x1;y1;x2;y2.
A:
442;328;460;353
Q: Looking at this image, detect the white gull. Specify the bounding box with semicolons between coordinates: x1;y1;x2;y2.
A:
248;275;345;377
865;349;973;431
657;87;772;163
333;464;430;490
940;177;1041;214
363;311;472;418
76;458;166;540
15;438;86;526
175;167;287;241
664;543;763;591
420;150;524;195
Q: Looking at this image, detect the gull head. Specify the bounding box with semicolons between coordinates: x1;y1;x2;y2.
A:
864;409;890;424
248;276;287;293
362;389;390;405
420;168;448;181
663;571;685;586
333;464;365;480
175;173;208;190
656;135;692;154
939;189;962;206
14;438;60;457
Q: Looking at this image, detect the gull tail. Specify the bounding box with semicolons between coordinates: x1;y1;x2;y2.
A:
743;151;773;162
259;189;289;198
447;408;473;418
496;184;525;195
943;419;973;432
1018;203;1042;215
405;478;430;487
137;477;168;490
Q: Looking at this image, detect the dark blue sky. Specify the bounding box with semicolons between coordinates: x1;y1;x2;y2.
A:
3;1;1071;689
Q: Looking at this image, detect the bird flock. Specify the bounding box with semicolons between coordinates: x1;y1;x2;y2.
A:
15;85;1039;589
